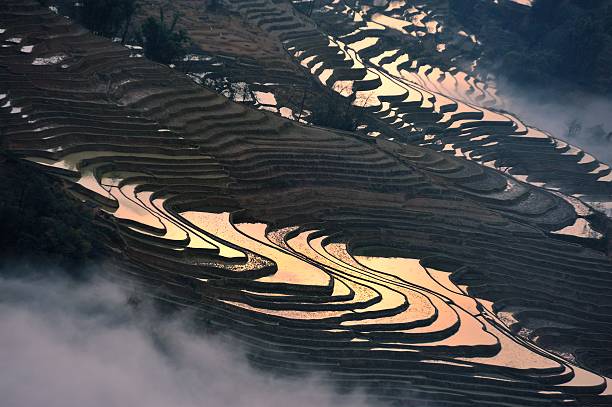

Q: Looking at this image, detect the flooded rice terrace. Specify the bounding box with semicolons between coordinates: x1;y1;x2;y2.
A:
1;0;612;406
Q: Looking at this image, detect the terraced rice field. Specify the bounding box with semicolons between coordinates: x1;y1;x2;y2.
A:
1;1;611;406
228;0;611;200
169;0;611;216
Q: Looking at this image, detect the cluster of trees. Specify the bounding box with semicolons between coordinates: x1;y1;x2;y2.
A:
73;0;191;64
78;0;139;42
308;94;359;131
449;0;612;94
139;9;191;64
566;118;612;142
0;154;108;275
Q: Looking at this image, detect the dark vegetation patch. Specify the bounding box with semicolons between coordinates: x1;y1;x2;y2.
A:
77;0;139;42
137;8;191;64
450;0;612;95
39;0;193;64
0;153;110;276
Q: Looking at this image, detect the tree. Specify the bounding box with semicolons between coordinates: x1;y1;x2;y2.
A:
79;0;139;39
586;124;606;140
564;15;606;80
565;119;582;139
140;8;191;64
119;0;140;44
309;94;359;131
463;0;612;95
0;155;107;274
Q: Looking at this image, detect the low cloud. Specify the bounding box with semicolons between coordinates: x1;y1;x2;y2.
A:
496;79;612;164
0;273;376;407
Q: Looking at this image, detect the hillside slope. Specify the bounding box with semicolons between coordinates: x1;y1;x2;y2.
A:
1;1;612;405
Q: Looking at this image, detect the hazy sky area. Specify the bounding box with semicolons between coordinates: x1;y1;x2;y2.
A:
0;274;378;407
497;81;612;164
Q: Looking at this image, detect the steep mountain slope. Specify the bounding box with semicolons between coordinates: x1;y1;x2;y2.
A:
145;0;612;216
1;1;611;406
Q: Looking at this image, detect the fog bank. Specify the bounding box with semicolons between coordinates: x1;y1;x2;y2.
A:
497;80;612;164
0;274;377;407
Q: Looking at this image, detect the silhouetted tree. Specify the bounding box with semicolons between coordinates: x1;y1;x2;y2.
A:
140;8;191;64
566;119;582;139
309;94;359;131
79;0;139;40
586;124;606;140
0;155;107;274
119;0;139;44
